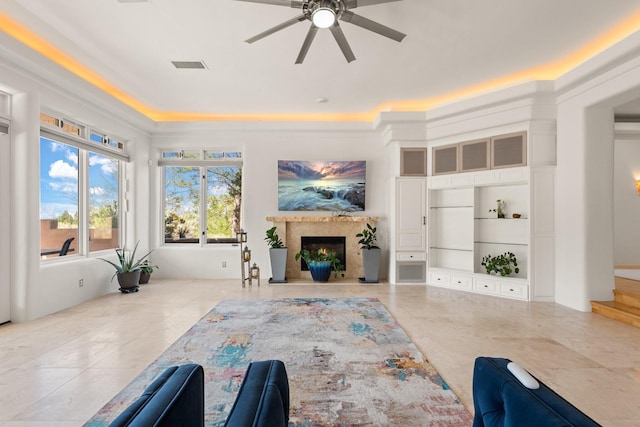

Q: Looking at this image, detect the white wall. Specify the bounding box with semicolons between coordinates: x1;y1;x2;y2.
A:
555;32;640;311
149;124;391;282
0;130;10;323
613;135;640;265
3;24;640;321
0;58;153;322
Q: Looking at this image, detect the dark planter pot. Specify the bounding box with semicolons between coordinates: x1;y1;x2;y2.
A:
308;260;332;282
117;270;141;293
139;272;151;284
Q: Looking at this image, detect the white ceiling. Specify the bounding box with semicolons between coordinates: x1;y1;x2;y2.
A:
1;0;640;120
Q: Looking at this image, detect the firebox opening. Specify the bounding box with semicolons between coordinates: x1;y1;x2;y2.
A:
300;236;346;271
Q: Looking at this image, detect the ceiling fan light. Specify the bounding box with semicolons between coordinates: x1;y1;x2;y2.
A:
312;7;336;29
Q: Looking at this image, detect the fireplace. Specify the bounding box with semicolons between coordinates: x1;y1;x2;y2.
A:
266;216;378;280
300;236;346;271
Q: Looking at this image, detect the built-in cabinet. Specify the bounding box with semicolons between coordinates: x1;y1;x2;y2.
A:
394;178;427;283
432;131;527;175
389;124;554;301
428;167;530;300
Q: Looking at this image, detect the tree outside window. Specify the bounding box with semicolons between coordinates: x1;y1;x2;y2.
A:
88;153;119;252
163;151;242;244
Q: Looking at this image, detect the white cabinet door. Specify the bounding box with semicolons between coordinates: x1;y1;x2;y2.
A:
396;178;426;251
0;132;10;323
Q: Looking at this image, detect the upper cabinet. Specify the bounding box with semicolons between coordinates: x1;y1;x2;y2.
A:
432;144;458;175
491;132;527;169
460;139;490;172
400;148;427;176
433;132;527;176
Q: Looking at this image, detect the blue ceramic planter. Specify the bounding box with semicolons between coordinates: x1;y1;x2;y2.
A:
308;260;332;282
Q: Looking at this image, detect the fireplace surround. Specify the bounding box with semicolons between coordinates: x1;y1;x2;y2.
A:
266;216;379;281
300;236;346;271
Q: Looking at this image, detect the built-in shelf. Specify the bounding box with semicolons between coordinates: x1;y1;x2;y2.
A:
474;217;528;220
427;166;531;300
430;247;473;252
475;241;528;246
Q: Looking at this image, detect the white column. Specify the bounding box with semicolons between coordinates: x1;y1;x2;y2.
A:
556;102;615;311
11;92;41;322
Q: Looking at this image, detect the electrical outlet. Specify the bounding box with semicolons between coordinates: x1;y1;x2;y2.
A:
78;279;84;287
222;261;227;268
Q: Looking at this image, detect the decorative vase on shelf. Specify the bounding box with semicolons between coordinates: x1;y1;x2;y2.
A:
308;260;332;282
489;199;506;218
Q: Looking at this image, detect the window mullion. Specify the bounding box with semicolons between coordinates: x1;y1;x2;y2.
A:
200;166;207;246
78;149;89;255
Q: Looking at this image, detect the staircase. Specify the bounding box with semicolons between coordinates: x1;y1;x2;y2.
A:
591;277;640;328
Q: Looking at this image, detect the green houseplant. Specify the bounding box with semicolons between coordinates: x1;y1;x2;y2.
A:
99;241;155;293
139;260;159;284
295;248;344;282
356;223;381;283
481;252;519;277
265;226;287;283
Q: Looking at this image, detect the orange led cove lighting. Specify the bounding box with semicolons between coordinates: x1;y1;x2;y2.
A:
1;8;640;122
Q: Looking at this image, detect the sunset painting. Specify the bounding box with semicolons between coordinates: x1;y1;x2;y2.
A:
278;160;366;211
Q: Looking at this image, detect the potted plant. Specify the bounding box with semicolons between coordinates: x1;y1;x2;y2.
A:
356;223;381;283
265;226;287;283
139;260;159;284
294;248;345;282
99;241;154;293
481;252;520;277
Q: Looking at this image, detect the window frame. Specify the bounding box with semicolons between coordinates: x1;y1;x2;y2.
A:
159;149;243;246
40;111;127;260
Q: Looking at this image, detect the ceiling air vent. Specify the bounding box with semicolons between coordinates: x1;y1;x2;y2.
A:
171;61;207;70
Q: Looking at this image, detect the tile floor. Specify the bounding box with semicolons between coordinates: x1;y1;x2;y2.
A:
1;279;639;426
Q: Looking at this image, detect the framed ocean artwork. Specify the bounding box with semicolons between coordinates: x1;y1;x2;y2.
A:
278;160;366;211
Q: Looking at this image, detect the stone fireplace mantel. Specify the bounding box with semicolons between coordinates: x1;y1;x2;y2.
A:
266;216;378;223
266;216;379;281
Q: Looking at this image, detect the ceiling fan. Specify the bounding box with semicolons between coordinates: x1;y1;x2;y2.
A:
237;0;406;64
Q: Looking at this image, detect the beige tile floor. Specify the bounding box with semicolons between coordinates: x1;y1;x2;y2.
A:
1;279;639;426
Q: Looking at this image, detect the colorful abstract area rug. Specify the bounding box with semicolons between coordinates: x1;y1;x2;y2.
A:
86;298;473;426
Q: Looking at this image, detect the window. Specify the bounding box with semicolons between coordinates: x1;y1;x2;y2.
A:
40;137;79;258
161;150;242;244
88;152;120;252
40;111;126;259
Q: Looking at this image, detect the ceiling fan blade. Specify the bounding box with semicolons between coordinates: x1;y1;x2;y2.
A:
340;10;406;42
235;0;303;7
295;25;319;64
344;0;403;8
245;14;307;44
329;23;356;63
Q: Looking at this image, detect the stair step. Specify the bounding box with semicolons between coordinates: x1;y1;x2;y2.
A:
614;289;640;309
591;300;640;328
